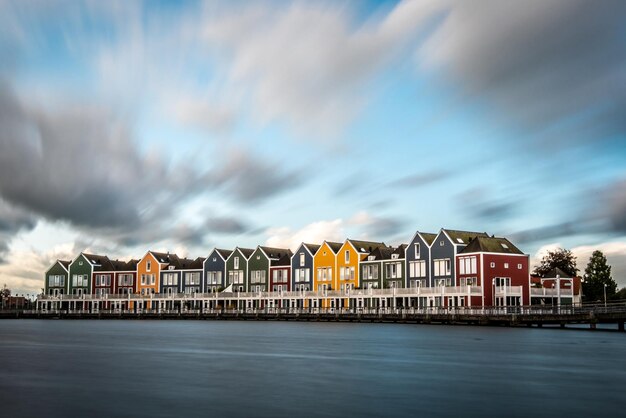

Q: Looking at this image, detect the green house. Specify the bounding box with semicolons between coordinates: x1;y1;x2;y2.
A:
44;260;70;296
67;253;112;296
247;246;292;292
225;247;255;292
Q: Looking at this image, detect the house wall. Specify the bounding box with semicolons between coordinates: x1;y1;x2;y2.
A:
204;251;226;292
160;270;182;294
383;258;405;288
291;245;313;291
114;271;136;294
226;249;248;292
429;232;456;288
405;234;431;288
313;243;336;291
359;260;382;289
336;242;360;290
45;263;68;295
137;253;161;295
248;249;270;292
270;266;291;291
68;254;92;295
482;254;530;306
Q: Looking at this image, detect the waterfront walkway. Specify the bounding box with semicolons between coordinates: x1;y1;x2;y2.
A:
4;304;626;330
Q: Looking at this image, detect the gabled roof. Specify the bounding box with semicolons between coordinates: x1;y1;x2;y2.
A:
124;259;139;271
80;253;114;272
149;251;182;268
459;236;524;255
300;243;321;256
391;244;407;259
441;229;489;245
362;246;394;262
108;259;128;271
346;239;387;254
231;247;255;259
271;254;292;267
175;257;205;270
215;249;233;260
258;246;292;260
59;260;71;270
420;233;437;245
318;241;343;254
541;267;572;279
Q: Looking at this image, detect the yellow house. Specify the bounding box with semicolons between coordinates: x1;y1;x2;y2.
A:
336;239;387;291
312;241;342;292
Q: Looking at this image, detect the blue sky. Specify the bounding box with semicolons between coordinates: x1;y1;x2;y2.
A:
1;0;625;295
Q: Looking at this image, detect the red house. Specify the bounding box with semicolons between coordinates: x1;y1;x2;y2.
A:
113;259;139;295
270;254;291;292
456;236;530;308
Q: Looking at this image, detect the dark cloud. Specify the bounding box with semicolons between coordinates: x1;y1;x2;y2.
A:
367;216;406;239
0;199;38;262
422;0;626;144
208;148;303;204
456;188;520;222
205;216;249;235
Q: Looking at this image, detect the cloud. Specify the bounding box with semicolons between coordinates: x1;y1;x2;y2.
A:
0;199;38;262
207;148;303;204
388;170;451;189
456;187;520;223
205;215;250;235
349;211;406;240
171;96;237;134
419;0;626;143
265;219;345;250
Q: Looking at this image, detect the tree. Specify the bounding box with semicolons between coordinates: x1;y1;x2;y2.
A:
0;284;11;309
533;248;578;277
583;250;617;302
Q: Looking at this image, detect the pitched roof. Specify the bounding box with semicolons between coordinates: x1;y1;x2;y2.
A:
362;246;394;261
82;253;114;271
459;236;524;255
541;267;572;279
420;233;437;245
215;249;233;259
237;247;255;258
302;243;321;255
59;260;71;270
149;251;182;267
271;253;292;267
259;246;293;260
175;257;205;270
324;241;343;254
391;244;407;258
124;259;139;270
346;239;387;253
442;229;489;245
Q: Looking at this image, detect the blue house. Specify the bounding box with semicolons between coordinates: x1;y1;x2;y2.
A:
291;243;320;292
203;248;232;293
405;231;436;288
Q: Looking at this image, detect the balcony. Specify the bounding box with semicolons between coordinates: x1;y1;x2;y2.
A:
531;288;574;297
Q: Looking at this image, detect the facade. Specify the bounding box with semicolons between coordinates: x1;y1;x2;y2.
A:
313;241;342;291
204;249;232;293
248;246;292;293
359;247;393;290
530;268;582;306
291;243;319;292
68;253;111;297
137;251;181;296
44;260;70;297
114;260;138;295
456;236;530;308
225;247;254;292
382;244;407;289
270;254;292;292
180;257;205;294
336;239;386;291
429;229;489;288
405;231;436;288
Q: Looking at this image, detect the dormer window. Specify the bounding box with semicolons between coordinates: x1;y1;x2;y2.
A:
392;254;399;260
345;250;350;263
168;266;174;270
368;256;375;261
501;243;509;249
456;238;463;244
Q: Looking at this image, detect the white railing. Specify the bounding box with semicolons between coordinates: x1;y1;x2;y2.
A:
530;288;574;297
494;286;523;297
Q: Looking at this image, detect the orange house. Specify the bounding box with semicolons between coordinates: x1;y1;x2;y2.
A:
336;239;386;291
136;251;180;297
312;241;342;292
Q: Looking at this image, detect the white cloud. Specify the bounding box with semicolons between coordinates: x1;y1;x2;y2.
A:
265;219;345;250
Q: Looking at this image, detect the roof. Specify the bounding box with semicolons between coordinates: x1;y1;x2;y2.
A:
149;251;182;267
420;233;437;245
258;246;292;260
324;241;343;254
271;254;292;267
124;259;139;270
346;239;387;253
459;236;524;255
302;243;321;255
236;247;255;258
391;244;407;258
81;253;114;272
59;260;71;270
442;229;489;245
215;249;233;259
541;267;572;279
175;256;205;270
362;246;394;261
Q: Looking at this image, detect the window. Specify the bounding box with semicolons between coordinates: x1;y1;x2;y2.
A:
386;262;402;279
185;272;201;285
391;254;399;260
250;270;266;284
72;274;88;287
501;243;509;249
317;267;332;281
414;243;420;258
504;263;509;269
48;275;66;287
435;278;451;287
228;270;244;285
494;277;511;287
340;266;355;281
299;253;305;267
78;261;83;266
147;261;151;271
368;256;375;261
440;240;444;246
433;259;451;276
363;264;379;280
118;274;133;286
490;262;495;268
345;250;350;263
517;264;522;270
458;256;477;275
461;277;477;286
212;257;217;262
234;257;239;270
409;261;426;277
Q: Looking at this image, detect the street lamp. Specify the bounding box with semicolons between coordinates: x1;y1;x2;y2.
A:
604;283;607;309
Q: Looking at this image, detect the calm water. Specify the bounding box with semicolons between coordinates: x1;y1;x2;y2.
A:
0;320;624;418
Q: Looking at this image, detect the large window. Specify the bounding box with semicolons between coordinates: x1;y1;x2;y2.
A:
163;273;178;286
363;264;379;280
494;277;511;287
461;277;478;286
118;274;133;286
294;268;310;283
185;272;201;285
409;261;426;278
272;269;288;283
250;270;266;284
340;266;355;281
458;256;477;275
48;275;65;287
317;267;332;281
207;271;222;285
95;274;111;287
386;262;402;279
228;270;244;285
72;274;88;287
433;259;451;276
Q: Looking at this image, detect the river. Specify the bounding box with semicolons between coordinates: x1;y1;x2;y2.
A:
0;320;624;417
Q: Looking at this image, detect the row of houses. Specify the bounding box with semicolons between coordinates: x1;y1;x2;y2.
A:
44;228;581;310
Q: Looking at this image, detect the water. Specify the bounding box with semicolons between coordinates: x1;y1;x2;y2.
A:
0;320;624;418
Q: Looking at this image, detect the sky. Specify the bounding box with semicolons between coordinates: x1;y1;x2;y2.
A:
1;0;625;296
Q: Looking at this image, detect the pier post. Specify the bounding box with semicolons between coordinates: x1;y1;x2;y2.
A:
590;323;596;330
618;322;624;332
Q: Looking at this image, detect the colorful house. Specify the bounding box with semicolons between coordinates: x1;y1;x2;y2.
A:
203;249;232;293
180;257;205;294
359;247;391;289
270;254;292;293
291;243;320;292
225;247;255;292
114;259;138;295
530;268;582;306
429;229;489;288
68;253;111;297
336;239;386;291
405;231;436;288
382;244;407;289
248;246;292;293
313;241;342;292
456;236;530;308
137;251;181;311
44;259;70;297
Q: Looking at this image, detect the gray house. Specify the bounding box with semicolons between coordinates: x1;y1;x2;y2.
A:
291;243;320;291
405;231;436;288
429;229;489;287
